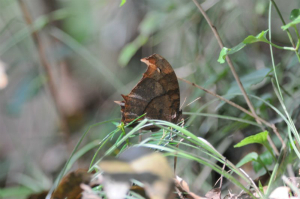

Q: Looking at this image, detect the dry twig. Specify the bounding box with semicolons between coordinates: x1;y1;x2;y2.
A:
18;0;70;135
190;0;284;153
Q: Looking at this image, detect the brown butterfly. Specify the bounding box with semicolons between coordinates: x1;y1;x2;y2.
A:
115;54;181;130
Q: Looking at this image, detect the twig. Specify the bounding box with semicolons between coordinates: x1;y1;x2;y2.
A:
219;159;226;189
18;0;70;135
173;137;184;173
191;0;258;121
179;77;282;155
185;97;201;108
239;168;263;198
270;0;296;49
191;0;283;153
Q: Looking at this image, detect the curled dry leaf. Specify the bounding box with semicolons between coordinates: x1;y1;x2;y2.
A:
51;169;92;199
26;191;48;199
174;175;206;199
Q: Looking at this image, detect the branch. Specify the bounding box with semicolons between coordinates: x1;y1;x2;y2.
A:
18;0;70;135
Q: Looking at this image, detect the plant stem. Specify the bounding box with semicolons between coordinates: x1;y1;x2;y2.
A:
271;0;300;62
17;0;70;135
191;0;282;155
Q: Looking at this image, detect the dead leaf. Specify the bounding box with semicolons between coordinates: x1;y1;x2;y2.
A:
26;191;48;199
51;169;92;199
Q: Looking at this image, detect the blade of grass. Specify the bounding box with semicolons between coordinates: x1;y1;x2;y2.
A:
89;119;149;170
184;112;260;127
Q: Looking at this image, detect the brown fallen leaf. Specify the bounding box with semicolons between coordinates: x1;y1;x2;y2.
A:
51;169;92;199
26;191;48;199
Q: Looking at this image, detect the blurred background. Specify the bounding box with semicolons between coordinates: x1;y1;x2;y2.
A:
0;0;300;198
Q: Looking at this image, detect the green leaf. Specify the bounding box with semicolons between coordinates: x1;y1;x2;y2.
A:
258;181;264;192
236;152;259;168
118;12;164;67
119;0;126;7
259;151;273;166
234;131;269;148
243;30;269;44
118;35;148;67
62;0;93;43
139;12;165;35
218;47;230;64
290;9;300;20
218;30;269;64
282;15;300;30
252;151;274;173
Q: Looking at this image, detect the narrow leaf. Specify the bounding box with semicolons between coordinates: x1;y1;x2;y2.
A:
118;35;148;67
218;30;268;64
234;131;269;148
218;47;230;64
282;15;300;30
119;0;126;7
243;30;269;44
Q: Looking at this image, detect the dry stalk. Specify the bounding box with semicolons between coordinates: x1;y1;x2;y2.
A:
191;0;285;153
18;0;70;135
